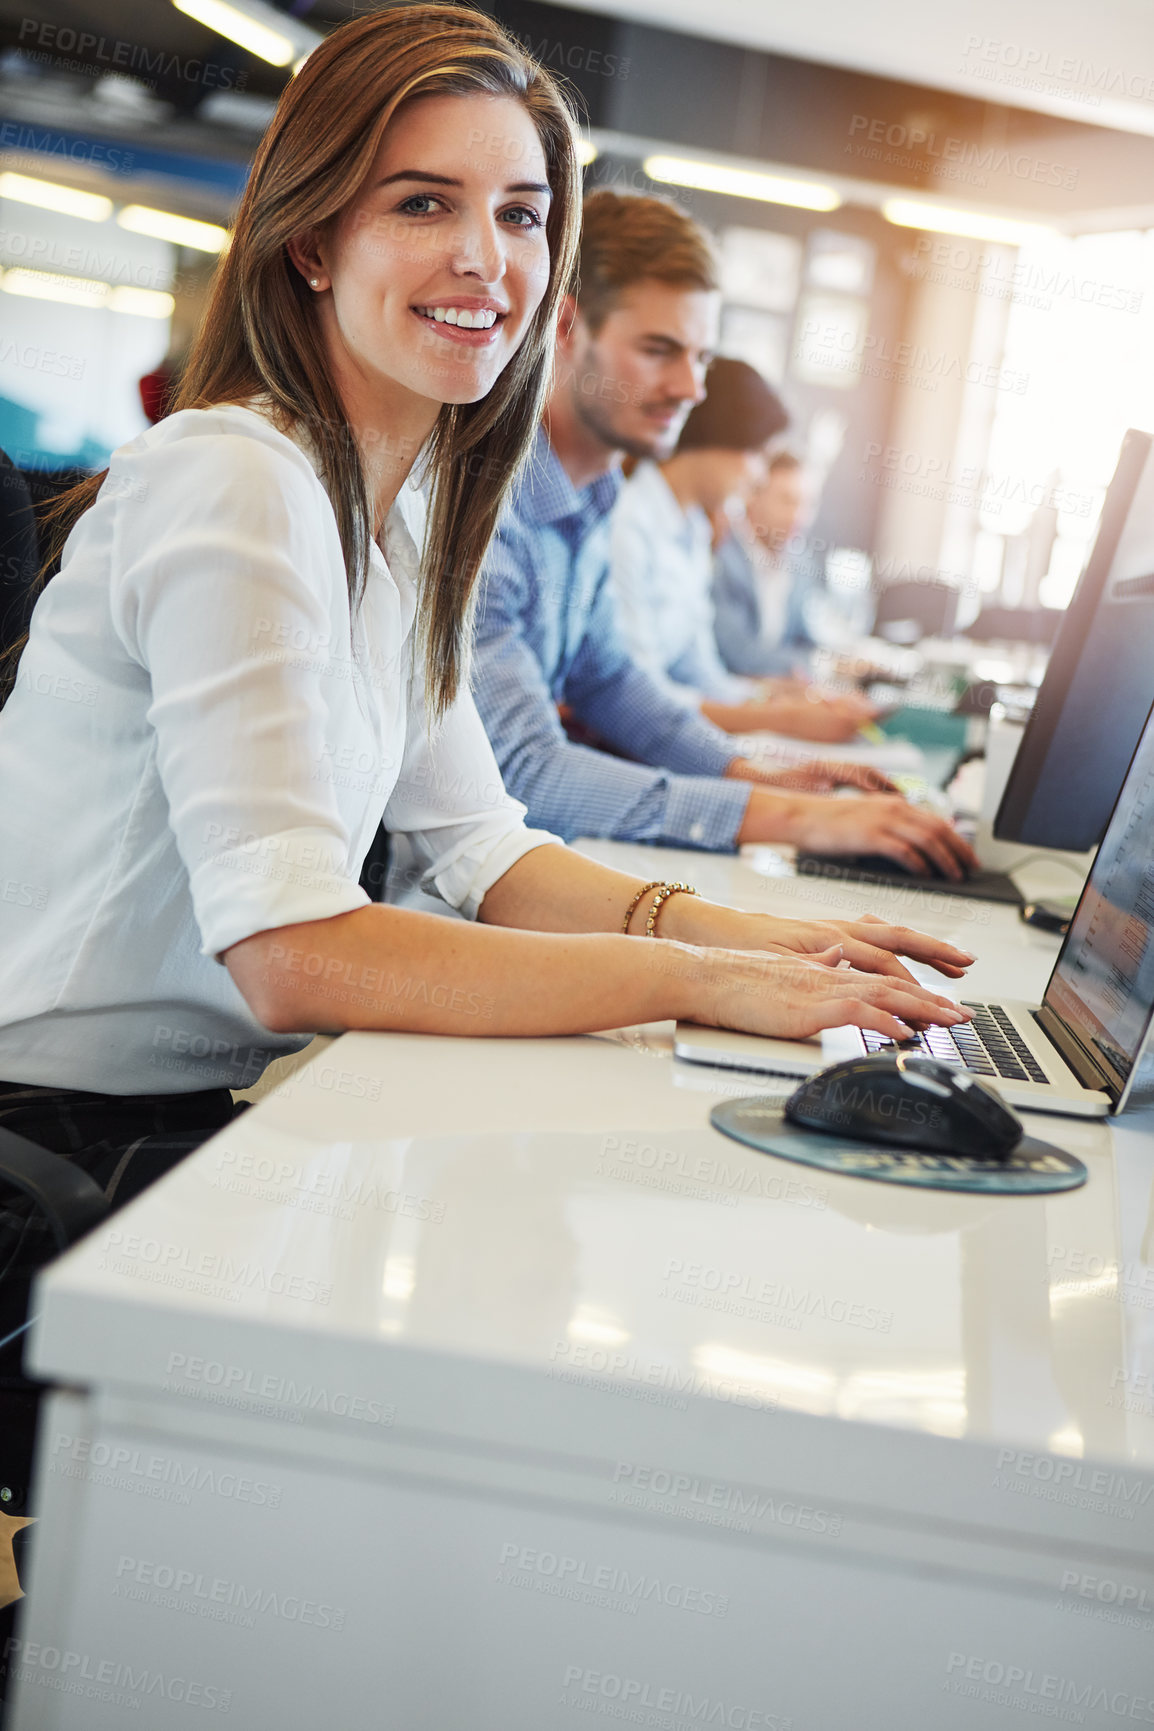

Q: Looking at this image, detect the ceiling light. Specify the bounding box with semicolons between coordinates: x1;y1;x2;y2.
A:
0;269;174;318
117;205;229;253
881;198;1056;247
172;0;296;67
0;173;112;222
643;154;840;211
108;286;176;319
0;268;109;307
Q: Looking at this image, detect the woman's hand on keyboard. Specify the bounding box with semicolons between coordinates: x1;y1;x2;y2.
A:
652;902;976;984
686;947;973;1043
754;914;976;983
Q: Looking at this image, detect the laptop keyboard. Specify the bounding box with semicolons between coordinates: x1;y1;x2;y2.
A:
862;1001;1048;1084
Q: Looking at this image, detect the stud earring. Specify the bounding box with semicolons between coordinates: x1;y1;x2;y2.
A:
309;277;320;288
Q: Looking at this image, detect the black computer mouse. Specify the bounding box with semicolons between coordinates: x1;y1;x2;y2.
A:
784;1054;1023;1158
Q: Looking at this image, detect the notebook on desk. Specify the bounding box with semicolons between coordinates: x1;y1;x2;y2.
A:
676;699;1154;1121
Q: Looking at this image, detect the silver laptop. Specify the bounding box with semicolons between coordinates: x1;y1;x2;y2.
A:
675;700;1154;1120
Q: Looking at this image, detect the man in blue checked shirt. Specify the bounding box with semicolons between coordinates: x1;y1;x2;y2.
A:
472;190;976;877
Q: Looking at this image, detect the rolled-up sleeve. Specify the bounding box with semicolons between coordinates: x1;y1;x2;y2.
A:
108;426;372;957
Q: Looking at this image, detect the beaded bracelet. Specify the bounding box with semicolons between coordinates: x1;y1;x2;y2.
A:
644;881;699;937
621;880;666;935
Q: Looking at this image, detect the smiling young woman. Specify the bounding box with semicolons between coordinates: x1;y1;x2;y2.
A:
180;5;577;720
0;3;972;1190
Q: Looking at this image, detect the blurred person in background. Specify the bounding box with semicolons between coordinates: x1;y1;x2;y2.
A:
609;360;875;743
712;450;817;680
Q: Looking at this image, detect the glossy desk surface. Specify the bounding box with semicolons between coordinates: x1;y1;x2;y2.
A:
29;843;1154;1483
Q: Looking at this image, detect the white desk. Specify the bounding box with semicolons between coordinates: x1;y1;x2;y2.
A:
10;852;1154;1731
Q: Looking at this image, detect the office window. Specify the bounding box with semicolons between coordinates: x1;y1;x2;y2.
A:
716;225;801;385
976;229;1154;607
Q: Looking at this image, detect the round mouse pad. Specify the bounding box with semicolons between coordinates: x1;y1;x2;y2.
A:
709;1098;1088;1194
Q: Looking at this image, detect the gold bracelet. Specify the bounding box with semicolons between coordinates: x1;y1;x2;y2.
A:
621;880;665;935
645;881;699;937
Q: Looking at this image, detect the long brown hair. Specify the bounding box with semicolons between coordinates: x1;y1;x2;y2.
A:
7;5;581;715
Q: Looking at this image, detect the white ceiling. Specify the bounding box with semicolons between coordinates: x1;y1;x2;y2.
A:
562;0;1154;138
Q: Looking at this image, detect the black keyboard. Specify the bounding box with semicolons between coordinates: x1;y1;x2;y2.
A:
862;1001;1047;1084
796;854;1023;905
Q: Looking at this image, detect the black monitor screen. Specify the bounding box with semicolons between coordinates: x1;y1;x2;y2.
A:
995;429;1154;852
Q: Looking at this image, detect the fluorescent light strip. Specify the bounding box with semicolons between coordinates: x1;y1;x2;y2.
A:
0;175;228;258
172;0;295;67
644;154;840;212
882;198;1056;247
1;268;109;307
0;268;173;318
0;172;112;223
117;204;228;253
109;286;176;319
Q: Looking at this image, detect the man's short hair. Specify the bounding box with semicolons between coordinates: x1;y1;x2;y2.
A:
576;188;720;330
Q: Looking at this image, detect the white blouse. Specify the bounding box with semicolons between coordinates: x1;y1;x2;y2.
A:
0;403;560;1094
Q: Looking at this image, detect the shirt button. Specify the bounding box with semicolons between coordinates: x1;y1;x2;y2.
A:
689;821;705;843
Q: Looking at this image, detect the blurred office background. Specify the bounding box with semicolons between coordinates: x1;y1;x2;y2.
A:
2;0;1154;623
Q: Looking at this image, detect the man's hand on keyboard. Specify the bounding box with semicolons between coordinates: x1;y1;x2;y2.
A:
788;793;980;880
738;760;898;795
744;689;882;743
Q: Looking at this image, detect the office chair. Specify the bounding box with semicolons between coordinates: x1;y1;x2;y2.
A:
0;1130;109;1722
872;577;959;642
0;451;39;662
0;455;101;682
0;455;110;1697
0;1129;110;1506
964;605;1061;646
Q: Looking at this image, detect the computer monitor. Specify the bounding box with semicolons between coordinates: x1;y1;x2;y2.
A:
995;428;1154;852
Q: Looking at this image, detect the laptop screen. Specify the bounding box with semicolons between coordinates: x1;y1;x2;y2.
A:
1044;699;1154;1088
